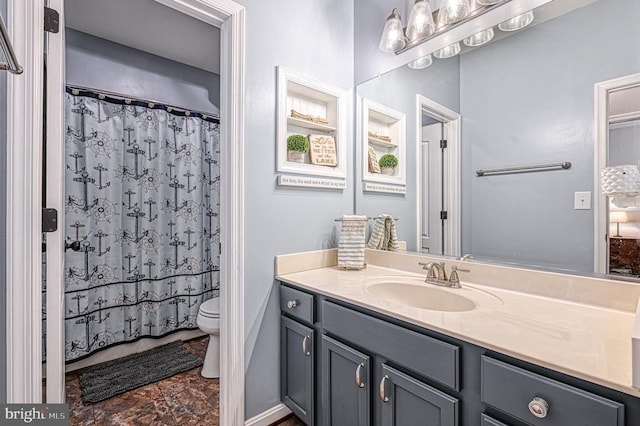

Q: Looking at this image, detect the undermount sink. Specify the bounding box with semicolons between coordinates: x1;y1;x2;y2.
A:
362;276;502;313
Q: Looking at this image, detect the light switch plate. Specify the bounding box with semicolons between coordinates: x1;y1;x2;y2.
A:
574;191;591;210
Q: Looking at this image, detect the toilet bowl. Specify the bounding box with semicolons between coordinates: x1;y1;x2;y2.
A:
197;297;220;378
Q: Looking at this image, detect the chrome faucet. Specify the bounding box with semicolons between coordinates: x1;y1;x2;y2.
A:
418;261;469;288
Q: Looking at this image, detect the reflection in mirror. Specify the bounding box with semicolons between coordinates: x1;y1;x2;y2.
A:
607;84;640;277
355;0;640;276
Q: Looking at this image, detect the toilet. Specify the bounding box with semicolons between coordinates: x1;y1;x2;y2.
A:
197;296;220;378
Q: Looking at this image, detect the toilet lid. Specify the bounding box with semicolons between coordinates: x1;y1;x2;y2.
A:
200;297;220;316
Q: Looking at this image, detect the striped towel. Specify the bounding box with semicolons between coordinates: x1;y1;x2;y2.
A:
367;214;399;251
338;215;367;270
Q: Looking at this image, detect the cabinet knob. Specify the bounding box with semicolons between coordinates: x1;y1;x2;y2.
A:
528;397;549;418
379;375;389;402
301;335;311;356
286;300;298;309
355;363;365;388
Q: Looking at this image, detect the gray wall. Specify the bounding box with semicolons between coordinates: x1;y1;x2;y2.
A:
460;0;640;271
235;0;355;419
0;0;6;405
66;29;220;113
356;58;460;250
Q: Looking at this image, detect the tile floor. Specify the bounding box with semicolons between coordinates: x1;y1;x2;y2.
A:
65;336;304;426
65;337;217;425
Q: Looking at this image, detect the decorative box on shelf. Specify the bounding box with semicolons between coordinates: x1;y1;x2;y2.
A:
361;98;406;192
277;66;348;188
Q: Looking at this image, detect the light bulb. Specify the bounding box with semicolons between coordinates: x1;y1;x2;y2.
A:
406;0;435;43
379;9;406;53
438;0;471;26
463;27;494;47
408;55;433;70
433;42;461;59
498;10;534;32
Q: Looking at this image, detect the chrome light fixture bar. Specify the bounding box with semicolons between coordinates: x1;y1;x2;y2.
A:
380;0;514;55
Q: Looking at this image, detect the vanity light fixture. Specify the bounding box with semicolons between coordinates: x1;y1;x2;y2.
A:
379;8;406;53
463;27;494;47
406;0;436;42
438;0;472;26
498;10;534;31
433;42;461;59
408;54;433;69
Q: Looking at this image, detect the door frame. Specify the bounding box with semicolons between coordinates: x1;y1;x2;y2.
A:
6;1;246;424
415;95;461;257
594;73;640;274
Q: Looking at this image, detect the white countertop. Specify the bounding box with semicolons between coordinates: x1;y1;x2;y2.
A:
276;252;640;398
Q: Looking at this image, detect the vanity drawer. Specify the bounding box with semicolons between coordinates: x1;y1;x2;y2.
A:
481;356;624;426
280;285;315;324
322;300;459;390
481;413;510;426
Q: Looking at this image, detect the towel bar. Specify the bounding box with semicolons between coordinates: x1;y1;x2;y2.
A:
0;12;23;74
335;216;399;221
476;161;571;177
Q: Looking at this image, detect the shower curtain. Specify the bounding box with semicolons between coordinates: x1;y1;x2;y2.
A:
62;88;220;363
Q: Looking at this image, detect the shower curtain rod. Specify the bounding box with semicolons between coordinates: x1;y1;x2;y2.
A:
66;84;220;120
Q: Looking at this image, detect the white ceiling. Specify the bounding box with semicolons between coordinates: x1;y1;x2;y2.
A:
64;0;220;74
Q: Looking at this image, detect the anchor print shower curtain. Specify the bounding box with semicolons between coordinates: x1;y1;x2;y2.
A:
62;89;220;363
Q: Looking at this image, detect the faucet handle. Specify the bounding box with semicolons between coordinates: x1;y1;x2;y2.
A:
448;265;469;288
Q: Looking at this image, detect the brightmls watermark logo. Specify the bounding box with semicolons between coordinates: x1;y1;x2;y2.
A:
1;405;68;425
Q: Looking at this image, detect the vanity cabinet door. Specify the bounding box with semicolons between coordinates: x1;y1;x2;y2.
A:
379;364;459;426
281;316;315;425
321;335;371;426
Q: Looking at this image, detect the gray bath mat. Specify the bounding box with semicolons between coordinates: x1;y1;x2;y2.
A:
79;341;203;404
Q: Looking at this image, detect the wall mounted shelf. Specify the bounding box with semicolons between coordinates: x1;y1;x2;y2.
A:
277;66;348;187
361;98;406;190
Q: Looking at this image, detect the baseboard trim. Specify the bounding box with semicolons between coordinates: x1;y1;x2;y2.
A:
245;403;292;426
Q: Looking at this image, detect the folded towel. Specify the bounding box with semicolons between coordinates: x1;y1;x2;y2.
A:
338;215;367;270
367;214;399;251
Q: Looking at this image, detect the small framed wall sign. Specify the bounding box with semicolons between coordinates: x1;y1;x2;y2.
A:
309;134;337;167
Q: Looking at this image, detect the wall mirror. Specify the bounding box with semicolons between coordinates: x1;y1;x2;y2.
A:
354;0;640;277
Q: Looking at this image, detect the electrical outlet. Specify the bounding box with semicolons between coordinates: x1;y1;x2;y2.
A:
574;191;591;210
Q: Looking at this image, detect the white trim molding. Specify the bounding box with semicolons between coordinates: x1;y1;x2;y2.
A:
416;94;461;258
594;73;640;274
245;403;292;426
6;0;45;403
44;0;67;404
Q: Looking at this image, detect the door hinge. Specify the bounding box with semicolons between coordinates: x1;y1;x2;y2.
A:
44;7;60;33
43;208;58;232
440;139;448;149
440;211;448;220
